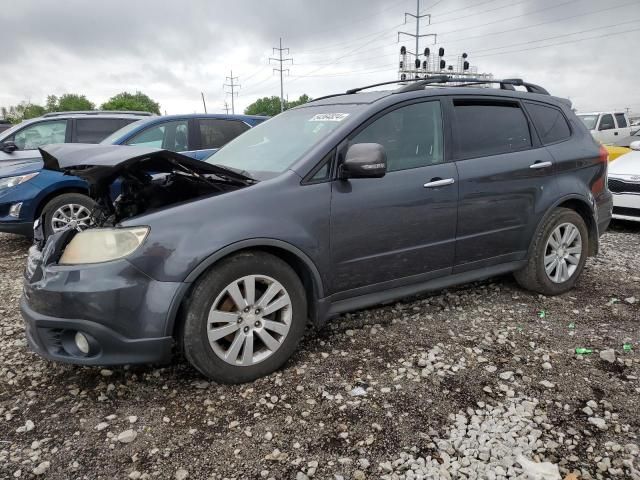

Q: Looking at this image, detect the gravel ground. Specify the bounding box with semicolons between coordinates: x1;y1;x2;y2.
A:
0;223;639;480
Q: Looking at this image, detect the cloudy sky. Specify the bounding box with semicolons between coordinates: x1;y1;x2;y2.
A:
1;0;639;116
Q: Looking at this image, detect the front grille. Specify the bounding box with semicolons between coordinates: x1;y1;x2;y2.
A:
608;178;640;194
613;206;640;218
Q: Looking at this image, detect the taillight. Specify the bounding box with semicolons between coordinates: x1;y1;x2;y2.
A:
599;145;609;164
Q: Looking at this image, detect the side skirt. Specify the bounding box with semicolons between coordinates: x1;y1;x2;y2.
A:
315;260;526;325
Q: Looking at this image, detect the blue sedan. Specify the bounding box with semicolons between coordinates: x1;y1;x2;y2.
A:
0;114;267;236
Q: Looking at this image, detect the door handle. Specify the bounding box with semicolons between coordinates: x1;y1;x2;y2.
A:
424;178;455;188
529;161;552;170
614;132;619;135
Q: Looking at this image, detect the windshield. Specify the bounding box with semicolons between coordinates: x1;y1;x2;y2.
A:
205;105;360;177
577;114;598;130
100;119;146;145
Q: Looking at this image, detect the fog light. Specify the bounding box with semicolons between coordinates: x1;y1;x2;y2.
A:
74;332;90;354
9;202;23;218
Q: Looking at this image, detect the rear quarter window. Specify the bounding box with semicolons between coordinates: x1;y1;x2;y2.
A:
614;113;628;128
75;118;136;143
453;100;532;158
524;102;571;144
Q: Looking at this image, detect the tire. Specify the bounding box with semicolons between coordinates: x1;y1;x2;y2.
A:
514;208;589;296
182;251;307;384
41;193;95;238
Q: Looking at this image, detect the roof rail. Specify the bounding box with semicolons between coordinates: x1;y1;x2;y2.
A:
308;76;451;104
42;110;155;118
395;76;550;95
307;76;550;105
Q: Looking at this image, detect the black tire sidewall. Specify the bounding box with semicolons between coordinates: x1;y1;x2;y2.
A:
42;193;95;237
533;210;588;295
183;252;307;384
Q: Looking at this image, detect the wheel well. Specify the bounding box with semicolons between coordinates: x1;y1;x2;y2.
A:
171;246;321;341
35;187;90;219
557;199;598;256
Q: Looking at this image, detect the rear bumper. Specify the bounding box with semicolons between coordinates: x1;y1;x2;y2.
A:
596;190;613;235
21;297;173;365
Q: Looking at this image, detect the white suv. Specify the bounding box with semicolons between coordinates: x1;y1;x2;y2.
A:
577;111;632;144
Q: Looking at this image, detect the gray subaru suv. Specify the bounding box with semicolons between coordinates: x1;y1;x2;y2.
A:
21;77;613;384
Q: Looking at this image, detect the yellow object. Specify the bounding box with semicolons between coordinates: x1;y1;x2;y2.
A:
603;144;631;162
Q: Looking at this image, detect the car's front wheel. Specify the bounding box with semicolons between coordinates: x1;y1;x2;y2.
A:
182;251;307;384
515;208;589;295
41;192;95;237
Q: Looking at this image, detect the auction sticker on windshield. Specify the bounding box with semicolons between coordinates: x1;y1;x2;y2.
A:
309;113;350;122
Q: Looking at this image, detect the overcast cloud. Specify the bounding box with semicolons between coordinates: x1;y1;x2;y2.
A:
1;0;639;115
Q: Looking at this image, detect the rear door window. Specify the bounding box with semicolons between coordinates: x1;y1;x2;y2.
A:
11;120;68;150
126;120;189;151
599;114;615;130
524;102;571;144
199;119;249;149
75;118;136;143
614;113;627;128
453;100;532;158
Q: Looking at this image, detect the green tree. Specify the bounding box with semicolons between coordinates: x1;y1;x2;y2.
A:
244;96;282;116
287;94;312;109
46;93;95;112
101;91;161;115
244;94;312;116
1;102;46;124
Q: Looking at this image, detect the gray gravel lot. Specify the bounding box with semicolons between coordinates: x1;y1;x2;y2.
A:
0;224;639;480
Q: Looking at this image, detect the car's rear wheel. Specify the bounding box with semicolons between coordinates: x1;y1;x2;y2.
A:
182;251;307;384
41;193;95;237
515;208;589;295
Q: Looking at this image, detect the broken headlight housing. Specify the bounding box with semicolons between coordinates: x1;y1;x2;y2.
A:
59;227;149;265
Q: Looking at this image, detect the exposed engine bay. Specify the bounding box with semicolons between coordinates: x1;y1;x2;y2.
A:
39;144;256;229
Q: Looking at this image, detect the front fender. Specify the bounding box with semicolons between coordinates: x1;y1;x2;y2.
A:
123;171;332;288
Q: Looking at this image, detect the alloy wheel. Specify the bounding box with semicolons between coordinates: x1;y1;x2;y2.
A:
207;275;292;366
51;203;92;233
544;222;582;284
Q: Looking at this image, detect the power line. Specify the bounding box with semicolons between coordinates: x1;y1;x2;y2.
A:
436;0;580;36
469;17;640;54
429;0;531;26
430;0;504;17
223;71;240;114
473;25;640;58
438;0;638;46
269;38;293;113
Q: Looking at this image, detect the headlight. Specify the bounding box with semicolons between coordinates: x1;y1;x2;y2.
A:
0;172;39;190
59;227;149;265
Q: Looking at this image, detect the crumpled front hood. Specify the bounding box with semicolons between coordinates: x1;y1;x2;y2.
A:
39;143;252;187
0;159;43;178
38;143;255;228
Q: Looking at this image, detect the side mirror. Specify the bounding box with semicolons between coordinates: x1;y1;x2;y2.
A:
630;140;640;151
0;141;18;153
339;143;387;179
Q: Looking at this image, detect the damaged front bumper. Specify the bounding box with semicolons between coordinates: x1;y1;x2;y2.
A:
20;235;182;366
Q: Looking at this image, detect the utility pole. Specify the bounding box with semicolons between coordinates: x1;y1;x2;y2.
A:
398;0;436;71
223;70;240;114
222;101;230;114
201;92;207;113
270;38;293;113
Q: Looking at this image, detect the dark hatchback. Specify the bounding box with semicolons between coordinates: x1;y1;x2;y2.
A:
21;77;612;384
